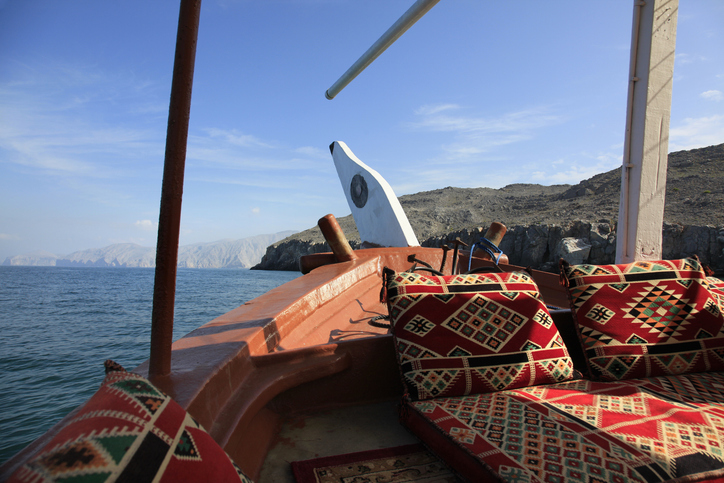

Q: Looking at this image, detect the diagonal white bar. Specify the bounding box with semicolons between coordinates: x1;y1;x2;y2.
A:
325;0;440;100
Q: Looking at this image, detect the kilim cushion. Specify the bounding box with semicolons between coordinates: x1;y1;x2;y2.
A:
561;258;724;381
705;276;724;313
385;270;575;400
8;362;253;483
401;371;724;483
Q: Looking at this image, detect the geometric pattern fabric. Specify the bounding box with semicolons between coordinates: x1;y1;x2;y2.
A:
7;363;253;483
705;276;724;315
386;271;575;400
561;258;724;381
404;371;724;483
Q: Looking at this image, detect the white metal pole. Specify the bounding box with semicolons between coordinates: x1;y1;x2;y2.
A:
325;0;440;100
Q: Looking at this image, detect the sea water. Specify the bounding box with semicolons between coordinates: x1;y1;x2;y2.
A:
0;266;300;465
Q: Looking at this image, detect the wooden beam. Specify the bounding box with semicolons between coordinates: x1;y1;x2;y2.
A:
150;0;202;377
616;0;678;263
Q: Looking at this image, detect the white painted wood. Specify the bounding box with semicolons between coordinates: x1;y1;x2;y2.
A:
330;141;419;247
616;0;678;263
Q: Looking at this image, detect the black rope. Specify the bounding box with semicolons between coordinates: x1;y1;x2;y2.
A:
411;266;444;276
369;314;391;329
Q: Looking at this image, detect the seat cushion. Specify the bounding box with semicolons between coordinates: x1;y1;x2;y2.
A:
8;362;253;483
561;258;724;381
386;270;575;400
402;372;724;483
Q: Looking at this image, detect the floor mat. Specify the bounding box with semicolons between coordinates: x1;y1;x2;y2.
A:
290;443;459;482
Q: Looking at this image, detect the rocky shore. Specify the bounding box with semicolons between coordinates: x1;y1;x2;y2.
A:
253;143;724;273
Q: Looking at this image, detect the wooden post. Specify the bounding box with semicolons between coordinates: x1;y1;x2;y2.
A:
318;214;358;263
616;0;678;263
150;0;202;377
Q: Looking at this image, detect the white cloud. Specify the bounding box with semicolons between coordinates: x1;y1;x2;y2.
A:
669;115;724;151
0;233;20;240
1;125;157;177
186;130;323;174
410;105;560;135
0;64;164;179
382;104;577;193
251;207;260;214
406;104;564;166
523;149;622;186
410;104;562;136
533;165;611;186
701;90;724;102
394;145;623;193
596;151;622;166
203;128;273;148
135;220;156;230
294;145;327;159
414;104;460;116
675;53;707;65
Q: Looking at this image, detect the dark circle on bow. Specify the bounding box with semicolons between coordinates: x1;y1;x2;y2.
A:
350;174;368;209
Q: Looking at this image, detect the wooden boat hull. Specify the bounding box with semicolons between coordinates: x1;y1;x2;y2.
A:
0;246;566;481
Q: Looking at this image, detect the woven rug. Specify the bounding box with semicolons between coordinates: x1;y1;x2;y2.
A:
290;443;458;483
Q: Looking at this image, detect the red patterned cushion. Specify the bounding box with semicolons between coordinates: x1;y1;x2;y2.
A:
8;364;253;483
386;271;575;400
705;276;724;312
403;372;724;483
561;258;724;381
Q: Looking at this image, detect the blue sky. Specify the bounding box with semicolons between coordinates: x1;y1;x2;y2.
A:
1;1;722;261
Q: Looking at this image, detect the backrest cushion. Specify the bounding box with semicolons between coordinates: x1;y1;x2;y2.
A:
705;276;724;311
8;363;253;483
561;258;724;381
386;271;575;400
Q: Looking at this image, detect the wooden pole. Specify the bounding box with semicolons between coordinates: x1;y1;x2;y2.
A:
616;0;678;263
150;0;202;377
318;214;358;263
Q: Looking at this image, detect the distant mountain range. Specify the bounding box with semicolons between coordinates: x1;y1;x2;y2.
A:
2;231;297;269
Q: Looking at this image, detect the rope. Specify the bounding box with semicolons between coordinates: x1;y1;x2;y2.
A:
369;314;391;329
468;236;504;272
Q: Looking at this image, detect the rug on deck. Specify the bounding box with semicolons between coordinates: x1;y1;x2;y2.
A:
290;443;459;483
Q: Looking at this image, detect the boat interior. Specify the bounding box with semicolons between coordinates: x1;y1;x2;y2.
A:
164;246;569;481
0;244;570;482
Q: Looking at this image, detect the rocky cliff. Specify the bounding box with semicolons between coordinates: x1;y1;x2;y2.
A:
253;143;724;272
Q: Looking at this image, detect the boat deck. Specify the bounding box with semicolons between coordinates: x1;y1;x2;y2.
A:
135;249;557;481
259;399;441;482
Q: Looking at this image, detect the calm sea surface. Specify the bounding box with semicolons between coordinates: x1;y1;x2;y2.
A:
0;266;300;465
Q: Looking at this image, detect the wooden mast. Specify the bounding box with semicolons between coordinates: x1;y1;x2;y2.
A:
616;0;678;263
150;0;202;377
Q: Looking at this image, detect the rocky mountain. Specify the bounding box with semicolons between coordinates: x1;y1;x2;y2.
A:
54;243;157;268
253;143;724;272
176;234;296;268
2;231;296;268
2;250;60;266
